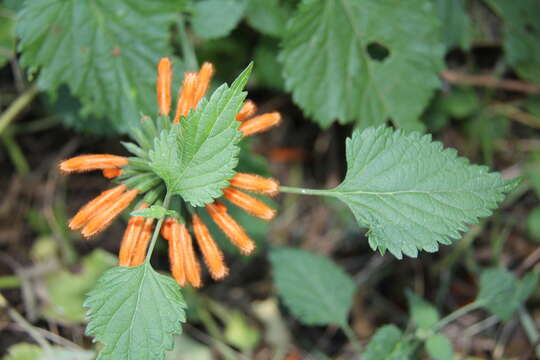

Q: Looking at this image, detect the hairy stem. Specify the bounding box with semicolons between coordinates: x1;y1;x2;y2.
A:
279;186;334;197
145;191;172;263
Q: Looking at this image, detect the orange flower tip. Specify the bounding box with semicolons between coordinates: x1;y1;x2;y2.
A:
157;57;173;116
236;100;257;121
59;154;128;173
239;112;282;137
102;168;122;179
239;242;255;255
174;72;199;122
230;173;280;196
211;265;229;280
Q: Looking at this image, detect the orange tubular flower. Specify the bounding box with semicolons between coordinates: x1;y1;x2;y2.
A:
60;57;283;287
222;187;276;221
157;57;172;116
229;173;280;196
239;112;281;137
192;214;228;280
236;100;257;121
60;154;128;173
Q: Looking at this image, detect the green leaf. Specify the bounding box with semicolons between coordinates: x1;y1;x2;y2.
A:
280;0;444;130
246;0;290;37
433;0;472;50
254;40;285;90
43;249;116;324
406;290;439;330
0;5;16;67
485;0;540;84
3;343;42;360
440;87;480;119
16;0;180;133
191;0;246;40
363;325;414;360
149;65;251;206
527;206;540;242
476;268;539;321
3;343;95;360
131;205;179;219
269;248;356;326
425;334;454;360
331;127;517;259
166;335;213;360
85;264;187;360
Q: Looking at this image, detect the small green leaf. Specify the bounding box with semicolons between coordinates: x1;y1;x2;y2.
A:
269;248;356;326
16;0;180;133
149;65;252;206
131;205;179;219
246;0;290;37
440;87;480;119
425;334;454;360
363;325;414;360
485;0;540;84
191;0;246;39
85;264;187;360
476;268;539;321
280;0;444;129
406;291;439;330
433;0;472;50
527;206;540;242
331;127;517;259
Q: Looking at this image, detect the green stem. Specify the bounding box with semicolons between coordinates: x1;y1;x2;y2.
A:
279;186;334;197
0;86;39;135
519;306;540;359
145;191;172;263
341;323;362;354
432;302;481;332
1;131;30;176
178;15;198;71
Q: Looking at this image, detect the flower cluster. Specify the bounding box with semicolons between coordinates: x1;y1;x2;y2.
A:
59;58;281;287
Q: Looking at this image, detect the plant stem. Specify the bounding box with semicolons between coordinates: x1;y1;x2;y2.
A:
0;275;21;289
1;131;30;176
0;85;39;135
519;306;540;359
279;186;334;197
432;302;481;332
145;191;172;263
341;323;362;354
178;15;198;71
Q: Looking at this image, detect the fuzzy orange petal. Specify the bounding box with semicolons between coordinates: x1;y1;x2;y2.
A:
102;168;122;179
236;100;257;121
174;72;198;123
192;62;215;107
59;154;128;173
206;202;255;255
69;185;127;230
223;187;276;221
157;57;173;116
239;112;281;136
118;203;148;266
129;217;154;266
169;222;186;286
192;214;228;280
178;223;202;288
230;173;280;196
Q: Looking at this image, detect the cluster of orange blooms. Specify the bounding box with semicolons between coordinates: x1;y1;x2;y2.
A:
59;58;281;287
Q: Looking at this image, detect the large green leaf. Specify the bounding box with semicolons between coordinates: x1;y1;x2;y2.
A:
476;268;539;321
246;0;290;38
85;264;187;360
0;5;15;67
363;325;414;360
191;0;246;40
279;0;444;130
16;0;181;133
269;248;356;327
433;0;472;50
331;127;517;259
485;0;540;84
149;65;251;206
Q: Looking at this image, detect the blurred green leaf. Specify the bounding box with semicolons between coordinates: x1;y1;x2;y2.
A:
362;325;414;360
166;335;213;360
3;343;42;360
17;0;180;133
425;334;454;360
246;0;290;37
0;5;15;67
465;113;509;166
485;0;540;84
41;348;95;360
433;0;472;50
423;94;450;132
441;87;480;119
406;290;439;330
254;40;285;90
280;0;444;130
224;311;260;351
43;249;116;324
269;248;356;326
3;343;94;360
527;206;540;242
477;268;539;321
191;0;246;39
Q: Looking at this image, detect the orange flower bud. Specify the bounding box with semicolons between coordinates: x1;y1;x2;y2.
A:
192;62;214;107
129;217;154;266
59;154;128;173
174;72;198;123
81;189;138;238
157;57;172;116
178;222;202;288
223;188;276;221
236;100;257;121
239;112;281;136
69;185;127;230
169;221;186;286
102;168;122;179
161;217;175;241
206;202;255;255
118;203;148;267
192;214;228;280
230;173;279;196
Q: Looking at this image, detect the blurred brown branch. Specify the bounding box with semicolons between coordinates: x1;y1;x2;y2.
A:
441;70;540;94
